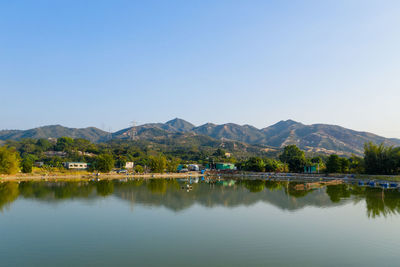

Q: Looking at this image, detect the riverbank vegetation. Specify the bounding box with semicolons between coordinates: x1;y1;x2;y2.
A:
0;137;399;176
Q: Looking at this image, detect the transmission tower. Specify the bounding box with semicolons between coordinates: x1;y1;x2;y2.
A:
108;127;112;141
129;121;137;141
220;137;226;148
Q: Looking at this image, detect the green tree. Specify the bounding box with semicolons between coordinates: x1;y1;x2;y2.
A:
244;157;265;172
213;148;226;157
55;137;74;152
95;154;115;173
0;146;20;175
326;154;341;173
48;156;64;168
134;165;144;173
21;158;33;173
339;157;350;173
393;148;400;174
36;138;52;151
73;138;93;152
311;156;323;164
264;158;281;172
115;155;127;169
279;145;306;173
349;155;364;174
21;154;36;174
364;142;399;175
166;157;180;172
149;154;167;173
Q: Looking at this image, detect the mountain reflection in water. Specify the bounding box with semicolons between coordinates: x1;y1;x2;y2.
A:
1;178;399;218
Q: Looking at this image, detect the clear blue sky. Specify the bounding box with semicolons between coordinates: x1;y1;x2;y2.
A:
1;0;399;137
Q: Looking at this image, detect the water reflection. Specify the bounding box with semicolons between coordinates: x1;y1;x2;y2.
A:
0;182;19;212
96;180;114;197
1;178;400;218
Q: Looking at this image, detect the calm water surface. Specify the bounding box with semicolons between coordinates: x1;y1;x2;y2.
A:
1;178;400;266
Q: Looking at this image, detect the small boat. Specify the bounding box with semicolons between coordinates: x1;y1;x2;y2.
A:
379;182;389;189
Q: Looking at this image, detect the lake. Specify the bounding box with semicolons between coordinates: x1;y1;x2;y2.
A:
1;177;400;266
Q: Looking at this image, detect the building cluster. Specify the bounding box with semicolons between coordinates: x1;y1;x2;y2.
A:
33;159;236;173
177;162;236;173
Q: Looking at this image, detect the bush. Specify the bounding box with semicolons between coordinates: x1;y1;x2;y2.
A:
0;146;20;175
21;159;33;173
134;165;144;173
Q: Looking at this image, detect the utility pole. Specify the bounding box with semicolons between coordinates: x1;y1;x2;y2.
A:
221;137;226;148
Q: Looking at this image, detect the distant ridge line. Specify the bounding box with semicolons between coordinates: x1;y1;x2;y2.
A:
1;118;399;156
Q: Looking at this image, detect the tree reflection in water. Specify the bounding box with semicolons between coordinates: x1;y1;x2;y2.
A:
1;179;400;218
326;184;351;203
96;180;114;197
0;182;19;212
241;180;265;193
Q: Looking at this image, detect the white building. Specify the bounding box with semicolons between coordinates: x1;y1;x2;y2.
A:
125;162;134;169
34;161;44;167
63;162;88;170
188;164;199;171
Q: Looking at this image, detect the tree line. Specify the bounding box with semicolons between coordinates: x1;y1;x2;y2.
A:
0;137;399;175
233;143;399;175
0;137;229;174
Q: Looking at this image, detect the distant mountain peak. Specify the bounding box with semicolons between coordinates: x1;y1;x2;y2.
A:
262;120;301;131
277;119;301;126
196;122;217;128
164;118;195;132
0;124;108;142
165;117;190;125
1;119;399;156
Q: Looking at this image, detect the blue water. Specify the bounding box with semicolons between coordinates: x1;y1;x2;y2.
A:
1;178;400;266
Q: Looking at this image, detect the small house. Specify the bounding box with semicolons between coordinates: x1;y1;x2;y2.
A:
188;164;199;171
44;151;67;157
304;165;318;174
63;162;88;170
125;162;134;169
34;161;44;167
215;163;236;170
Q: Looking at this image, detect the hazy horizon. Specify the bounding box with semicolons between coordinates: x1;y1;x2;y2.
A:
1;1;400;138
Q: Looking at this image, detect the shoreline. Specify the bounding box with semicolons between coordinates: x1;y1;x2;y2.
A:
1;171;400;183
0;172;205;182
217;172;400;182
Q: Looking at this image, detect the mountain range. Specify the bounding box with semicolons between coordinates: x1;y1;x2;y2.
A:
1;118;399;156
